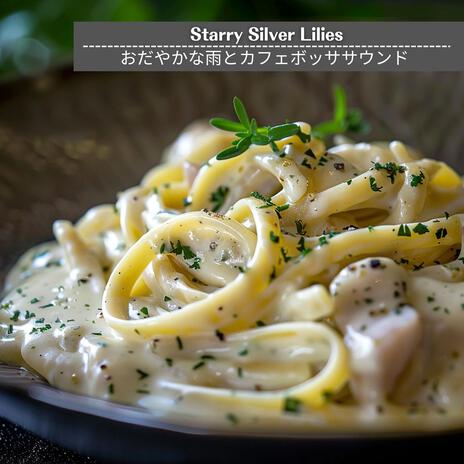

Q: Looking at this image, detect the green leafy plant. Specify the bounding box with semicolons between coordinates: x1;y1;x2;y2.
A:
210;97;310;160
210;86;369;161
312;85;370;139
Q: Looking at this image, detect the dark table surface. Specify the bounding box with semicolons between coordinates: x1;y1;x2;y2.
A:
0;419;99;464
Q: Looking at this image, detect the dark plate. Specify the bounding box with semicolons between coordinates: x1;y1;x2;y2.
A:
1;70;464;462
1;363;464;464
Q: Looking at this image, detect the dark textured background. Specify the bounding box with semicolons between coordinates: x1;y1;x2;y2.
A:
1;70;464;461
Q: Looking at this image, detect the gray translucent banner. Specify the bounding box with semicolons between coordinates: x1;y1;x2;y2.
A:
74;22;462;71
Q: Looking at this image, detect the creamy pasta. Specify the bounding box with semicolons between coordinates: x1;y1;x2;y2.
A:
2;95;464;432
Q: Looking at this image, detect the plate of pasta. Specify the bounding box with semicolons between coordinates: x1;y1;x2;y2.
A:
2;84;464;461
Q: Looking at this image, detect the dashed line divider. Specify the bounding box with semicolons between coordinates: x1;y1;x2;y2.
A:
82;44;452;49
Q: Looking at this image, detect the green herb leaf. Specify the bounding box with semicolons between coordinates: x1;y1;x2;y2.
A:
369;176;383;192
136;368;149;380
216;145;242;160
209;117;245;132
413;223;429;235
210;186;230;212
233;96;250;129
283;397;302;414
436;227;448;239
312;85;370;140
226;413;238;424
295;220;307;235
373;161;405;184
410;171;425;187
268;123;299;141
333;85;347;125
250;191;274;208
398;224;411;237
140;307;149;318
251;134;270;145
269;231;280;243
345;108;370;134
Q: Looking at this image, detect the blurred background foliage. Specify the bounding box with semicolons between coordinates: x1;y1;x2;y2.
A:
1;0;464;78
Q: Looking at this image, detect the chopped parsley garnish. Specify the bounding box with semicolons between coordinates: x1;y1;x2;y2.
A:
283;397;303;414
410;171;425;187
215;329;225;341
176;336;183;350
318;156;328;167
398;224;411;237
238;348;249;356
210;185;229;212
10;310;20;322
322;390;334;402
295;220;307;235
210;97;310;160
436;228;448;240
164;296;171;302
108;384;114;394
140;307;149;318
30;298;39;304
305;148;316;159
250;191;274;208
301;158;312;169
169;240;201;270
413;223;429;235
369;176;383;192
269;266;277;281
250;192;288;218
373;162;405;184
297;236;311;256
136;368;149;380
189;257;201;270
275;204;289;213
192;361;205;370
280;248;291;262
269;231;280;243
39;303;53;309
226;413;238;425
30;324;52;334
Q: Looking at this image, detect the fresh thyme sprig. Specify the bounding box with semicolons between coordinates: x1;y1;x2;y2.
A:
210;87;369;161
210;97;310;160
312;85;370;140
